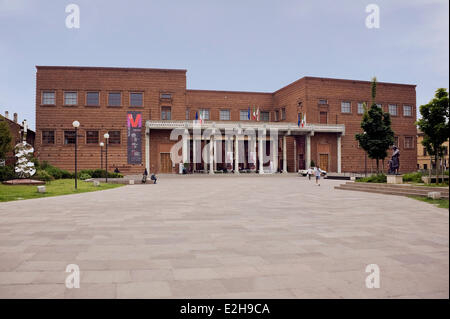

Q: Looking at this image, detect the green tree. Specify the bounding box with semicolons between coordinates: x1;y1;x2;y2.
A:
416;88;449;184
355;77;395;173
0;120;12;161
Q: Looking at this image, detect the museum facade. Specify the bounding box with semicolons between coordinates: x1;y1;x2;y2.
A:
35;66;417;174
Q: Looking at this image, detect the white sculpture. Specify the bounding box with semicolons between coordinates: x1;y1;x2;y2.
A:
14;120;35;178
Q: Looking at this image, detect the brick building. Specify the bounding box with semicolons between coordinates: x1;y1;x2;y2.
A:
0;112;35;166
35;66;417;175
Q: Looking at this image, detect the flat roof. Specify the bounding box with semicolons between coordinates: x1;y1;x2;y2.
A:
187;89;272;95
35;65;187;73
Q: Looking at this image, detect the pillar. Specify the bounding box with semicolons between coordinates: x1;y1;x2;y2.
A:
234;133;239;174
283;135;287;173
145;127;150;173
213;137;217;171
182;129;189;164
192;136;197;172
258;134;264;174
306;134;311;169
337;134;342;173
209;135;214;174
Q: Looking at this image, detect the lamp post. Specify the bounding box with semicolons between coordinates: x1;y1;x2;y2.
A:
72;120;80;189
99;142;104;172
103;133;109;183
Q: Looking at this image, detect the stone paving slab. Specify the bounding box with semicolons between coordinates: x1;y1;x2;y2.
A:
0;175;448;298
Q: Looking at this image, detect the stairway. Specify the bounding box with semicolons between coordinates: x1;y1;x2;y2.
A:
335;182;449;199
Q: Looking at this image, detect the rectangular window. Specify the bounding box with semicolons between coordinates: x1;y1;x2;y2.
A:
404;136;414;149
161;107;171;120
376;103;383;109
403;105;412;117
423;148;427;156
341;101;351;113
86;92;99;106
108;92;121;107
199;109;210;120
42;130;55;145
64;92;78;105
220;109;230;121
108;130;121;144
389;104;398;116
274;110;279;122
240;110;249;121
64;130;76;145
160;93;172;99
130;92;143;107
318;99;328;105
281;108;286;120
357;102;365;114
260;111;270;122
394;136;399;147
185;108;190;120
42;91;55;105
86;130;99;144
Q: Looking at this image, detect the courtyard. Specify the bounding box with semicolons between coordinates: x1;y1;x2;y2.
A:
0;175;448;298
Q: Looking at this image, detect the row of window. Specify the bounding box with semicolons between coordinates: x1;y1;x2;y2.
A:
185;109;275;122
340;102;413;117
41;91;173;107
42;130;121;145
422;146;448;156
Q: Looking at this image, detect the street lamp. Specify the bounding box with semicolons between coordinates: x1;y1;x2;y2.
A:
103;133;109;183
72;120;80;189
99;142;104;172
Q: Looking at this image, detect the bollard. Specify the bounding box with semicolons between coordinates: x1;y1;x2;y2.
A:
129;180;135;185
37;185;46;193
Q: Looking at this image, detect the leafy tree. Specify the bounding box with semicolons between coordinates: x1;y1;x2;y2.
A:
416;88;449;184
0;120;12;161
355;77;395;173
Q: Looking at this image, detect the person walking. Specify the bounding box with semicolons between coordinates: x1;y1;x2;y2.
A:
142;168;148;184
307;167;313;180
315;166;321;186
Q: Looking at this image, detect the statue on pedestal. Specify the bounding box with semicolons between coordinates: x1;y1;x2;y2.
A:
388;146;400;175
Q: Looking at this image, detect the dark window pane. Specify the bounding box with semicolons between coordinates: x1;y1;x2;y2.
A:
42;130;55;144
161;107;171;120
108;93;121;106
86;131;99;144
64;131;76;145
130;93;143;107
160;93;172;99
42;92;55;105
86;92;99;106
108;130;121;144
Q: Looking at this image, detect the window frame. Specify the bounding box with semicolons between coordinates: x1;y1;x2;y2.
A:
403;105;412;117
341;101;352;114
64;91;78;106
318;99;328;105
357;102;365;114
86;91;100;107
240;110;249;121
129;92;144;107
42;91;56;105
108;92;122;107
388;104;398;116
108;130;121;145
260;111;270;122
161;106;172;120
219;109;231;121
64;130;77;145
160;93;172;99
86;130;99;144
404;136;414;149
199;109;210;121
41;130;55;145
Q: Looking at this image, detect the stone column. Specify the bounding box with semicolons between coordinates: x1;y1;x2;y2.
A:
192;136;197;172
306;134;311;169
283;135;287;173
234;133;239;174
213;137;218;171
182;129;189;164
145;127;150;173
209;135;214;174
337;134;342;173
258;133;264;174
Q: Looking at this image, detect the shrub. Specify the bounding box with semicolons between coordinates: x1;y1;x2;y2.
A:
79;173;92;180
35;169;54;183
0;165;15;181
356;173;387;183
402;172;423;183
80;169;123;178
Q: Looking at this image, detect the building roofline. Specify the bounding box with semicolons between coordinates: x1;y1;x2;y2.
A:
273;76;416;94
0;114;36;133
187;89;273;95
35;65;187;73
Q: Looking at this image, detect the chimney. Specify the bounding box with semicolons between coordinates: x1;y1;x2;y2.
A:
13;113;18;123
4;111;8;119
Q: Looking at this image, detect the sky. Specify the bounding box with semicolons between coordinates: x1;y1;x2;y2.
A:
0;0;448;130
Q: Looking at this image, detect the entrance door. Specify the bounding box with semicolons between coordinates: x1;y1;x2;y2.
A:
298;154;305;170
319;112;328;124
160;153;172;173
319;154;329;171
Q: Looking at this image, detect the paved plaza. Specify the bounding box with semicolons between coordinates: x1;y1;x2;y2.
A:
0;175;448;298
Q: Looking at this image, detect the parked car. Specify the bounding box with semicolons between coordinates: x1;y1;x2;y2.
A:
298;167;327;177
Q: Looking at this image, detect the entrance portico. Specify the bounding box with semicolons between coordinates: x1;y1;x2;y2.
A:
145;120;345;174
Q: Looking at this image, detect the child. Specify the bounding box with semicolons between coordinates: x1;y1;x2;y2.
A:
315;167;321;186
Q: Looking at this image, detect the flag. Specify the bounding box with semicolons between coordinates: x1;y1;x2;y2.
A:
252;106;256;120
195;111;198;120
256;107;260;121
247;107;250;120
297;113;301;127
302;114;306;128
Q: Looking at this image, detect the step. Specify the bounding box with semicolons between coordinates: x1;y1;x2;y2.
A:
342;182;449;194
335;185;449;199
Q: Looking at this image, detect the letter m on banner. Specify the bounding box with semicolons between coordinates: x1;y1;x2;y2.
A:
127;112;142;164
127;113;142;128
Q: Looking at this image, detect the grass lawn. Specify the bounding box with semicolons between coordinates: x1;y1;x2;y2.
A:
0;179;124;202
409;196;449;209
